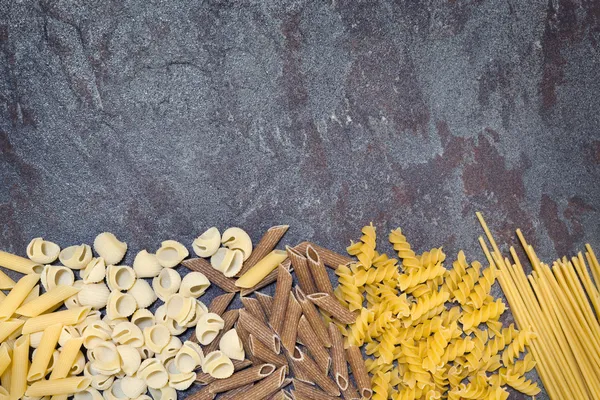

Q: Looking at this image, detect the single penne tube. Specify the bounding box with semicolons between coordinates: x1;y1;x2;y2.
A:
209;292;236;315
235;250;288;289
0;319;24;342
269;266;293;335
305;246;335;295
10;334;30;400
238;225;289;277
182;258;239;293
0;343;11;377
297;316;330;374
0;269;15;290
340;378;360;400
22;307;91;334
0;273;40;320
249;336;287;367
16;285;81;317
255;293;273;318
306;293;356;325
195;359;252;385
50;337;84;379
280;293;302;352
0;250;43;274
290;347;339;396
295;287;331;348
241;297;267;322
346;345;372;399
328;323;349;391
286;246;317;294
226;366;287;400
265;390;292;400
25;376;91;396
238;309;280;354
28;323;63;382
208;363;276;394
239;262;292;296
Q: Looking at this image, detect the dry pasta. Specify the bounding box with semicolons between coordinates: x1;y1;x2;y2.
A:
156;240;189;268
133;250;163;278
128;279;158;309
202;350;234;379
153;268;182;301
221;227;253;261
59;244;93;269
106;264;136;291
195;313;225;345
211;247;244;277
0;273;40;320
26;237;60;264
219;329;245;361
179;271;210;298
93;232;127;265
16;285;81;317
235;250;287;289
193;227;221;258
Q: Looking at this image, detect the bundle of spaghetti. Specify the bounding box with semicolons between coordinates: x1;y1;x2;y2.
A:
477;212;600;399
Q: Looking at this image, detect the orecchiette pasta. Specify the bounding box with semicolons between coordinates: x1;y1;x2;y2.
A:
27;238;60;264
156;240;189;268
143;324;171;353
165;294;195;325
59;244;93;269
219;329;245;361
221;227;253;260
93;232;127;265
195;313;225;345
158;336;182;364
121;376;148;398
179;271;210;298
152;268;181;301
78;283;110;310
81;258;106;284
202;350;234;379
174;341;204;373
106;291;137;320
116;345;142;376
89;341;121;375
137;358;169;389
210;247;244;277
106;265;137;292
112;322;144;347
74;387;104;400
84;362;114;391
41;265;75;291
165;359;195;390
128;279;157;309
148;386;176;400
130;309;156;331
133;250;163;278
192;227;221;258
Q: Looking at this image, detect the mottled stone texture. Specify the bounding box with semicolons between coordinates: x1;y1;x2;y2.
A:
1;0;600;398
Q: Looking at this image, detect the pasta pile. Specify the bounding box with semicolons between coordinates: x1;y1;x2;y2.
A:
477;213;600;400
334;223;540;399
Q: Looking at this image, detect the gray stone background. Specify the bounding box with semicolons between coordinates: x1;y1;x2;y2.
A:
2;0;600;398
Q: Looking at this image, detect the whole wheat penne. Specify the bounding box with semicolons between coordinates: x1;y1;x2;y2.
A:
255;293;274;318
340;379;360;400
0;250;43;274
307;293;356;325
269;266;293;334
209;363;276;393
195;359;252;385
346;346;372;399
249;335;288;367
182;258;239;293
287;246;317;294
297;316;330;374
295;287;331;348
288;357;314;385
241;298;267;322
185;385;214;400
219;383;254;400
238;225;289;277
234;322;257;364
204;310;239;354
290;347;339;396
228;366;287;400
267;390;292;400
209;292;236;315
328;323;349;391
238;310;281;354
290;390;311;400
240;261;292;296
305;246;334;296
301;243;353;268
280;293;302;352
293;379;338;400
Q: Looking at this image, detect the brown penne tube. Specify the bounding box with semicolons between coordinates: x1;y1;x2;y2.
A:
209;363;276;394
255;292;274;318
238;309;281;354
228;366;287;400
301;242;353;268
286;355;314;385
209;292;236;315
235;321;258;364
290;347;339;396
280;293;302;352
307;293;356;325
346;346;372;399
195;359;252;385
203;309;239;354
328;323;349;391
340;379;360;400
185;385;214;400
250;335;288;367
241;297;267;322
182;258;239;293
287;246;318;294
297;316;330;374
270;265;293;334
240;261;292;296
290;390;311;400
306;246;335;295
295;287;331;348
267;390;292;400
238;225;289;277
219;384;254;400
293;379;338;400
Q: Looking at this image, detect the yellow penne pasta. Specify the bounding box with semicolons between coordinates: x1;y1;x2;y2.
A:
16;285;81;317
0;273;40;320
10;334;30;399
50;337;84;380
25;376;91;396
0;270;15;290
0;250;43;274
28;323;62;382
22;307;91;334
235;250;288;289
0;319;24;342
0;343;11;377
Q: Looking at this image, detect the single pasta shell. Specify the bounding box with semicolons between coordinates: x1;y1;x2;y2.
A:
165;294;195;325
175;341;204;373
121;376;147;398
185;300;208;328
152;268;182;302
179;271;210;298
41;265;75;291
116;344;142;376
128;279;158;309
157;336;183;364
148;387;176;400
27;237;60;264
221;227;253;261
133;250;163;278
106;291;137;320
81;258;106;284
93;232;127;265
156;240;189;268
219;329;245;361
143;324;171;353
106;265;137;291
130;309;156;331
112;321;144;347
138;358;169;389
195;313;225;345
202;350;234;379
90;341;121;375
192;227;221;258
84;362;115;391
78;283;110;310
59;244;93;269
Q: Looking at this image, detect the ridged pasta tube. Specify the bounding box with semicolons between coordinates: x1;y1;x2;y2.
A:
93;232;127;265
27;237;60;264
59;244;93;270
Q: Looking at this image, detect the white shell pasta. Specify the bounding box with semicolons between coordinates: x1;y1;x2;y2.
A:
165;359;195;390
70;350;86;375
64;280;84;309
106;265;136;291
202;351;234;379
89;341;121;375
174;341;203;373
137;346;154;360
192;227;221;258
156;240;189;268
158;336;182;364
148;387;176;400
81;258;106;284
59;325;81;347
138;358;169;389
219;329;245;361
121;376;147;398
41;265;75;291
29;330;44;349
211;248;244;277
195;313;224;345
112;322;144;347
154;305;168;324
78;283;110;310
133;250;163;278
27;238;60;264
82;321;112;349
185;300;208;329
163;318;187;336
135;396;152;400
84;362;114;391
152;269;181;302
221;227;253;261
143;324;171;353
93;232;127;265
106;291;137;320
59;244;93;269
102;315;129;329
165;294;195;325
128;279;157;309
74;387;103;400
179;272;210;298
131;309;156;331
104;378;129;400
116;345;142;376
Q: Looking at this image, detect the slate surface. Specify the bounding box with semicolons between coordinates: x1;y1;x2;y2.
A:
2;0;600;398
